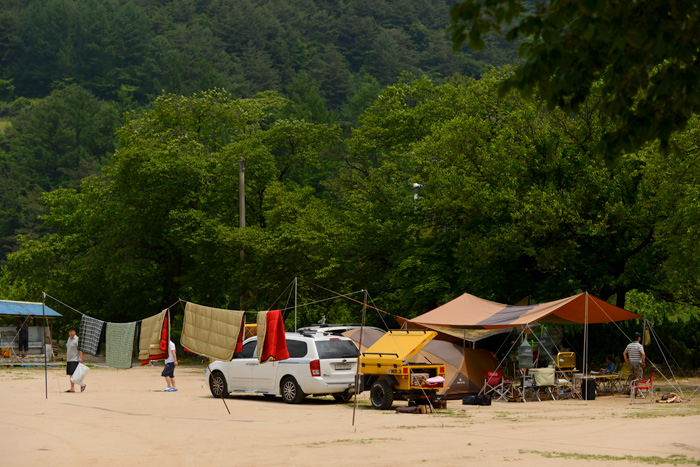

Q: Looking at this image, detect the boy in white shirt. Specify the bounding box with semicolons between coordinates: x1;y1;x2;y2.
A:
162;340;178;392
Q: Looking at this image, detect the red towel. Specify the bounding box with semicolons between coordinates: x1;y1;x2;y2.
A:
159;314;169;351
236;315;245;354
260;310;289;363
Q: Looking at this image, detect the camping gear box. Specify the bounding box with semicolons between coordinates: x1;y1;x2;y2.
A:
520;375;533;388
556;352;576;369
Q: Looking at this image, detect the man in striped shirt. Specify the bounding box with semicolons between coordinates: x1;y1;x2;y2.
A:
623;331;646;388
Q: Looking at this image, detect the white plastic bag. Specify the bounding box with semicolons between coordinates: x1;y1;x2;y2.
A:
70;363;90;384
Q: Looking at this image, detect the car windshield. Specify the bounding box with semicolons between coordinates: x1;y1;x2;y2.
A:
315;340;359;359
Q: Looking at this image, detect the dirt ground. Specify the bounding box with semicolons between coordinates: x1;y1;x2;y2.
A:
1;363;699;467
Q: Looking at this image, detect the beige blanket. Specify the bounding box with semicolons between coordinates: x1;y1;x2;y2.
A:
138;309;169;361
181;302;245;361
256;311;268;363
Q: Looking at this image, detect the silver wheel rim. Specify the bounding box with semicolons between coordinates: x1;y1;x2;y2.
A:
283;381;296;400
213;376;223;395
372;386;384;405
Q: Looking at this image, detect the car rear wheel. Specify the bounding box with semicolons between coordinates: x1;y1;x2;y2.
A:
209;371;228;398
332;390;353;402
281;376;305;404
370;380;393;410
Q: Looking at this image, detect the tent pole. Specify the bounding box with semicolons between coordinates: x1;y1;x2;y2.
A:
584;291;589;404
43;291;47;400
352;289;367;428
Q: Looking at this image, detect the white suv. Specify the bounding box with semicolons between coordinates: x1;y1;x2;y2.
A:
205;332;359;403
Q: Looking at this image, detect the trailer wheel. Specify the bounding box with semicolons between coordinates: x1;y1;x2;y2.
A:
370;380;393;410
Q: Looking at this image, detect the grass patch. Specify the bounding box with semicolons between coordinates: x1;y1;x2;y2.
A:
432;409;474;419
493;411;519;422
625;408;700;419
342;399;373;409
394;424;454;429
309;437;401;447
520;449;700;465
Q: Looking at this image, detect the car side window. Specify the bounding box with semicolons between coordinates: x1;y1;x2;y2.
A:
286;339;308;358
236;340;256;359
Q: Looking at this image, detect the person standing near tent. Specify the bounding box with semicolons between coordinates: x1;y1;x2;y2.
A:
16;318;29;358
162;340;178;392
623;332;646;388
66;327;86;392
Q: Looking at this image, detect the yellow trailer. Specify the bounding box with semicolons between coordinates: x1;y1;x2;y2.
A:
358;330;447;409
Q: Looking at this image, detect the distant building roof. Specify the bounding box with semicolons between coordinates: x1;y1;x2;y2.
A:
0;300;62;318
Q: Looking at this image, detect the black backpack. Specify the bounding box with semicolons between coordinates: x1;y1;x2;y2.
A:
476;393;492;406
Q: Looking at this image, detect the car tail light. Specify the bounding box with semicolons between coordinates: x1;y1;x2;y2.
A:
439;366;445;375
310;359;321;377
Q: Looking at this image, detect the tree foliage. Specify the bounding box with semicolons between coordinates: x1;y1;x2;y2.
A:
448;0;700;155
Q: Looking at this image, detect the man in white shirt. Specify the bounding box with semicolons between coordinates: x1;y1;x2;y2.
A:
66;328;85;392
162;340;178;392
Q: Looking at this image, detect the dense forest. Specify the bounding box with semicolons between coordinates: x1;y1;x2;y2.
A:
0;0;517;260
0;1;698;367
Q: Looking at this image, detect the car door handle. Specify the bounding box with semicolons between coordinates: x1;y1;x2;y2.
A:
246;363;257;366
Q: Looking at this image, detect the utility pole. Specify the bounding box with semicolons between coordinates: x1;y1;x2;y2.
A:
239;157;245;311
239;157;245;261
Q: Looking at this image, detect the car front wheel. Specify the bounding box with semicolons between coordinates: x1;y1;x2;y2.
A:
370;380;393;410
281;376;305;404
209;371;228;398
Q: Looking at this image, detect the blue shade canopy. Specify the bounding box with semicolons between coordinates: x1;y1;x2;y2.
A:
0;300;62;318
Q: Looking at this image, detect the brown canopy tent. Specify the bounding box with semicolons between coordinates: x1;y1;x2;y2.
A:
408;292;640;329
407;292;641;376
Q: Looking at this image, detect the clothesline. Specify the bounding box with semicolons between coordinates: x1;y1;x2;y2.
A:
45;286;378;324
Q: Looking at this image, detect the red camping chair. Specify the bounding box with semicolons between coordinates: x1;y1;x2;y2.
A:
630;372;655;403
482;370;509;402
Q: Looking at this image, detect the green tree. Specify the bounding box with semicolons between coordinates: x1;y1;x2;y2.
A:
8;85;120;191
6;89;346;319
448;0;700;155
282;73;333;124
331;72;697;314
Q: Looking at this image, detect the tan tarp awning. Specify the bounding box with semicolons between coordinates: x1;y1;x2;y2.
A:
393;315;515;343
409;292;641;330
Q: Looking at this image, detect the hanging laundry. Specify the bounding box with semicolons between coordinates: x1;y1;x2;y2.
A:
78;314;105;356
138;309;169;364
105;321;137;369
257;310;289;364
181;302;245;361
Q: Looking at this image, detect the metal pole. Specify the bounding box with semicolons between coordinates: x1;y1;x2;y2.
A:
352;289;368;427
294;277;298;332
43;292;47;400
239;157;245;309
584;291;589;403
239;157;245;261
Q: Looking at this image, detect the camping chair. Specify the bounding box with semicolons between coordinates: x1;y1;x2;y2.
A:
481;370;510;402
630;372;655;403
530;367;557;401
614;362;631;394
